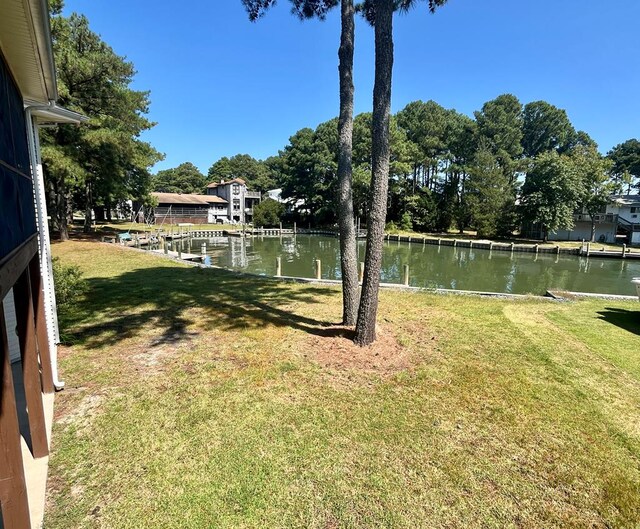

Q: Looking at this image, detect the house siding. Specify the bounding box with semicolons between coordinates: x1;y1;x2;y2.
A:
0;51;37;261
2;289;21;363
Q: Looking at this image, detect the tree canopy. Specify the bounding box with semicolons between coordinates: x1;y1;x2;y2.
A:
42;7;161;238
208;154;275;193
152;162;207;194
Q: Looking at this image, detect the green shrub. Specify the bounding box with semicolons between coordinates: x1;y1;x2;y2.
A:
52;257;87;309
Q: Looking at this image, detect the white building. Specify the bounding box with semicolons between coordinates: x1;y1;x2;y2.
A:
547;194;640;245
206;178;261;224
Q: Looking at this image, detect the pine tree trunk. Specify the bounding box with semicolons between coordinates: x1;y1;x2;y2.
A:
337;0;359;326
354;0;394;346
83;180;92;233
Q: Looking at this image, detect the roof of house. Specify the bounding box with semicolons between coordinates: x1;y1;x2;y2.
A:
1;0;85;124
611;194;640;207
206;178;246;188
151;192;228;205
0;0;57;103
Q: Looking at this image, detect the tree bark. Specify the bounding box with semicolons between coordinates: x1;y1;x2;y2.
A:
354;0;394;346
337;0;359;326
83;179;92;233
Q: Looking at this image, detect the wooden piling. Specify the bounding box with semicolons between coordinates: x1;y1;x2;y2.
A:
403;264;410;286
586;242;591;257
315;259;322;280
14;269;48;457
622;244;627;258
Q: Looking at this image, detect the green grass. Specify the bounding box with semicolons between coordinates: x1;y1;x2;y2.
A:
46;241;640;528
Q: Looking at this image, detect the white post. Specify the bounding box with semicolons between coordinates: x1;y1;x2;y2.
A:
403;264;410;286
276;257;282;277
315;259;322;280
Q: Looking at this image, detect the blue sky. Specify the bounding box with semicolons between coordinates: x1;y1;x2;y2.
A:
63;0;640;175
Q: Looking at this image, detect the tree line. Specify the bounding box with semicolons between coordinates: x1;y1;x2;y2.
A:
157;96;640;241
42;0;162;240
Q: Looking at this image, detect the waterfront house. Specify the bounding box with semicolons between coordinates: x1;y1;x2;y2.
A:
150;192;228;224
1;1;85;527
206;178;261;224
529;194;640;245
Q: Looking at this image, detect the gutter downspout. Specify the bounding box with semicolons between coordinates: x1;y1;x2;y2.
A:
25;101;65;390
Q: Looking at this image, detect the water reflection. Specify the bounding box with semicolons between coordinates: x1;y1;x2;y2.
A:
175;235;640;296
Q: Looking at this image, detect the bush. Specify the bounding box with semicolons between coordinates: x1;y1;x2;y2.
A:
253;198;285;227
52;257;87;309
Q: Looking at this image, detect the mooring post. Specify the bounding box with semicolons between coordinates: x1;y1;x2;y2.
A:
510;242;514;253
470;241;473;249
556;245;560;254
453;239;457;248
163;237;168;254
622;244;627;258
201;242;206;257
403;264;410;286
586;242;591;257
276;256;282;277
534;244;539;255
359;261;364;283
315;259;322;280
294;222;297;234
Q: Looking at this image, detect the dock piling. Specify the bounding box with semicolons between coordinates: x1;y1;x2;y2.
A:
276;256;282;277
403;264;410;286
315;259;322;280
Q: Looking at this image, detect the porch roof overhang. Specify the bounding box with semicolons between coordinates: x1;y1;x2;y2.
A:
1;0;86;125
0;0;57;103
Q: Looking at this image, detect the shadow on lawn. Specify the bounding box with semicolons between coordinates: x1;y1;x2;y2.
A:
62;265;342;349
596;307;640;336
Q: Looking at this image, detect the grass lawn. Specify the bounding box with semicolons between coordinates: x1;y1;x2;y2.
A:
46;240;640;528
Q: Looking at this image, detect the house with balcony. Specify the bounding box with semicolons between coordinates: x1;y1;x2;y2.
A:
542;194;640;245
1;1;85;527
206;178;261;224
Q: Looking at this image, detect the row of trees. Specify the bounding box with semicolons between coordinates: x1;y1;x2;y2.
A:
42;1;162;240
157;97;640;241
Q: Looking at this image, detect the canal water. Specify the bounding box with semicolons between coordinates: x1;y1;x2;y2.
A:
171;235;640;296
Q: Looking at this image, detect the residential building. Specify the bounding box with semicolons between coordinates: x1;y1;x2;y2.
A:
150;192;228;224
543;194;640;245
206;178;261;224
1;1;85;527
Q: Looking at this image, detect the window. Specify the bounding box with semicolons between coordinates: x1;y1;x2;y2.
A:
631;207;637;213
232;184;240;195
233;199;240;211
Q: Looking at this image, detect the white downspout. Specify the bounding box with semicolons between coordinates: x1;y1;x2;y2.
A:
25;102;65;390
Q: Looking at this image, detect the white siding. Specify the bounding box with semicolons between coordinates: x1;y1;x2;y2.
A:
2;288;21;363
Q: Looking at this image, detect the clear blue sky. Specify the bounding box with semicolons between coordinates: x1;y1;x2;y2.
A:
63;0;640;175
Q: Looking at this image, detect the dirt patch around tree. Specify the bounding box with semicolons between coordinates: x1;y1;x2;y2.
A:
304;324;414;378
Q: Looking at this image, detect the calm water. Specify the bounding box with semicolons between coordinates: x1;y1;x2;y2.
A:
171;235;640;296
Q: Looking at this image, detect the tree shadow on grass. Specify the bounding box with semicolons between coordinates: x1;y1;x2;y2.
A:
61;265;342;349
596;307;640;337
